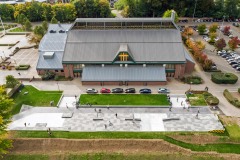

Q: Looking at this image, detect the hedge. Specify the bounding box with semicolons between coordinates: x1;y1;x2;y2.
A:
15;65;30;70
238;88;240;93
206;96;219;105
211;72;238;84
223;89;240;108
182;76;203;84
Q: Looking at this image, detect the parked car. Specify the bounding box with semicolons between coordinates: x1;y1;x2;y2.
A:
229;61;238;65
221;54;228;58
236;67;240;71
139;88;152;94
112;88;123;93
158;88;170;94
86;88;98;93
231;64;240;68
100;88;111;93
125;88;136;93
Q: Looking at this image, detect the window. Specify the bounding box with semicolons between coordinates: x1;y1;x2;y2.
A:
119;52;129;61
61;70;64;72
165;64;175;69
74;64;84;69
55;70;58;72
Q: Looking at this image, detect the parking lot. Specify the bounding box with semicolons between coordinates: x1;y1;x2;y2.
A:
188;23;240;76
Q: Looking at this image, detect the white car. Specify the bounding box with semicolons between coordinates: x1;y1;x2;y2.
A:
86;88;98;93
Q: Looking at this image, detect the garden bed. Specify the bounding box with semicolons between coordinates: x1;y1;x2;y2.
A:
211;72;238;84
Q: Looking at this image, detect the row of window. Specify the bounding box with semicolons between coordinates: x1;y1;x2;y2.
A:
74;64;175;68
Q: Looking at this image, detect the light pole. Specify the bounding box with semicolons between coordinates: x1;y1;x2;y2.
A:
0;15;6;35
218;15;225;38
192;0;198;22
56;82;60;91
189;81;193;91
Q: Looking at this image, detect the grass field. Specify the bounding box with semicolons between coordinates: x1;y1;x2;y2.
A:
80;94;169;105
9;27;25;32
12;85;62;115
187;94;207;106
4;153;226;160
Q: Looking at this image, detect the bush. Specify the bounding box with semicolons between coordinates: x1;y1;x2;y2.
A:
211;72;238;84
238;88;240;93
223;89;240;108
42;72;55;80
15;64;30;70
206;96;219;105
182;76;202;84
202;92;213;98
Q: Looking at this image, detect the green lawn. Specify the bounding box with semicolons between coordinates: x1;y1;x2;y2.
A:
4;154;48;160
4;153;225;160
187;94;207;106
12;85;62;115
9;27;25;32
11;131;240;154
80;94;169;105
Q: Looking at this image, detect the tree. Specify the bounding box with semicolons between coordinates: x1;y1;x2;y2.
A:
24;19;32;31
42;21;48;32
197;24;206;35
0;4;15;21
6;75;19;88
162;10;179;23
28;33;42;45
203;59;213;71
215;38;226;51
72;0;87;18
0;94;14;157
16;14;27;26
121;5;130;17
42;3;53;21
184;27;194;37
195;40;205;51
33;26;45;38
228;37;240;50
223;26;230;35
50;16;58;24
99;0;111;18
209;32;217;44
209;23;218;33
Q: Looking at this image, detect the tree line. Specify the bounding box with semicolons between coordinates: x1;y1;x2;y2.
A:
0;0;112;22
115;0;240;19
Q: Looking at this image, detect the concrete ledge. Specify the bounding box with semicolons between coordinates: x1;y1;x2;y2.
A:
163;118;180;121
93;118;103;121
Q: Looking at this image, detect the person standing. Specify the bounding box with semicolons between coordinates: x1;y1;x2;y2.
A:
115;113;118;118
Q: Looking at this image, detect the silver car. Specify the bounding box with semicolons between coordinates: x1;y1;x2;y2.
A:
86;88;98;94
158;88;170;94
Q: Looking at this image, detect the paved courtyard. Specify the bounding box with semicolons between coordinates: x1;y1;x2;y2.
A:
8;106;224;132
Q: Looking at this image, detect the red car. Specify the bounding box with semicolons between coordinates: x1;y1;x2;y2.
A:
100;88;111;93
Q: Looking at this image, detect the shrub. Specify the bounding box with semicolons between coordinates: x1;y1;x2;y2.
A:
182;76;202;84
202;92;213;98
223;89;240;108
206;96;219;105
42;72;55;80
211;72;238;84
238;88;240;93
15;64;30;70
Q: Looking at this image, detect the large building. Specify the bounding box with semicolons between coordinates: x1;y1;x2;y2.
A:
37;12;195;85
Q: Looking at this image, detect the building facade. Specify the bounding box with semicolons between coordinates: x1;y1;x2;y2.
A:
37;12;195;85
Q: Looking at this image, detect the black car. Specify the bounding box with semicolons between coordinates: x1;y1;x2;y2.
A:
139;88;152;94
232;64;240;68
112;88;124;93
229;61;238;65
125;88;136;93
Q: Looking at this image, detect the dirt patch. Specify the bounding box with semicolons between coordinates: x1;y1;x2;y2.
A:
10;138;191;154
219;115;240;126
169;134;220;144
7;138;240;160
231;92;240;101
